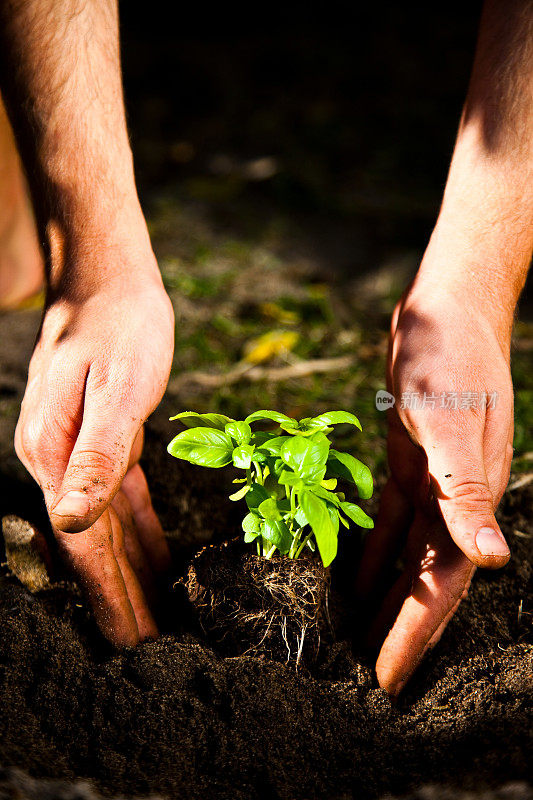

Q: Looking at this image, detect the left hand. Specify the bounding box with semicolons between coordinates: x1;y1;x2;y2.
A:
355;279;513;696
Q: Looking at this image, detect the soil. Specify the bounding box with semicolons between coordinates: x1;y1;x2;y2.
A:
0;418;531;800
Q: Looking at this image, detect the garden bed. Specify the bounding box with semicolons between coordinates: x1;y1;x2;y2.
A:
0;422;531;800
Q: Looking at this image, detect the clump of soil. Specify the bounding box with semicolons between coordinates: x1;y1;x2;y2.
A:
185;538;331;665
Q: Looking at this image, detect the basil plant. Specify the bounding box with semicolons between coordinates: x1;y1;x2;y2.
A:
167;410;373;568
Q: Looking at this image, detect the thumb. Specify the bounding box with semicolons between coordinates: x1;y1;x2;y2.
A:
50;397;141;533
422;419;510;569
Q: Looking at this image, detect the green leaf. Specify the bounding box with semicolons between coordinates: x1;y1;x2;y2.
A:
321;478;338;490
284;418;334;435
309;411;362;430
244;529;259;543
272;457;285;476
245;410;298;427
307;431;332;445
294;506;308;528
261;520;292;554
245;482;270;512
326;503;340;534
256;435;290;456
327;450;373;499
251;431;278;446
277;497;291;514
278;470;301;487
167;428;234;468
225;421;252;445
243;512;261;534
300;490;338;567
258;497;282;521
242;512;262;536
279;423;332;436
169;411;234;430
229;483;251;501
310;485;341;506
280;436;329;484
340;501;374;529
232;444;254;470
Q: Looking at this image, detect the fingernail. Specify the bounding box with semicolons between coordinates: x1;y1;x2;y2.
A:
52;490;90;519
475;527;510;558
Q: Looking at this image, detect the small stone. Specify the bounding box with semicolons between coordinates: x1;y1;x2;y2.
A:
2;514;52;592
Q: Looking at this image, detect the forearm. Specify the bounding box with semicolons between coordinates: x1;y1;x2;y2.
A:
414;0;533;343
0;0;155;293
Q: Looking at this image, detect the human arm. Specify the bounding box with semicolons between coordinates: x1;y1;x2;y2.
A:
0;0;174;645
356;0;533;695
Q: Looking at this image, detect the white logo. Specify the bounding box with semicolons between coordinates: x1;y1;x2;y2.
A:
375;390;396;411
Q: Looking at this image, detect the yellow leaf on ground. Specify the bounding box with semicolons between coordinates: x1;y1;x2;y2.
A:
243;330;299;364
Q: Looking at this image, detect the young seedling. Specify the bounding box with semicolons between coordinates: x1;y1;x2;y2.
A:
168;409;373;568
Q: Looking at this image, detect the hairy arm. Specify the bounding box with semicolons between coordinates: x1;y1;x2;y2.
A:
415;0;533;336
0;0;174;646
0;0;143;273
357;0;533;695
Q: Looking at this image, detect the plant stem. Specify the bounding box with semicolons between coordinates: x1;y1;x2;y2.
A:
290;486;296;516
295;531;313;558
289;527;303;559
265;544;277;559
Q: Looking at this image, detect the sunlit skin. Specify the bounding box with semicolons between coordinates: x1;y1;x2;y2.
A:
0;0;174;647
356;0;533;694
0;0;531;690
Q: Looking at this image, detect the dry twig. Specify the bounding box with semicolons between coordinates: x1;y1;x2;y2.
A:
169;355;355;391
506;472;533;492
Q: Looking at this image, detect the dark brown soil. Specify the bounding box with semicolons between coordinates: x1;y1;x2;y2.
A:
0;419;531;800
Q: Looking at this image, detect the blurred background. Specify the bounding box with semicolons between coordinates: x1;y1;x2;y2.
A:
1;1;532;523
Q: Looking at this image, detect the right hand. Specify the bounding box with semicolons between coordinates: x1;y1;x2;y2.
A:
15;259;174;646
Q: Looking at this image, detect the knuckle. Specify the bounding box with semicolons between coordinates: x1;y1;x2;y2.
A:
68;449;120;481
19;418;41;456
446;479;494;508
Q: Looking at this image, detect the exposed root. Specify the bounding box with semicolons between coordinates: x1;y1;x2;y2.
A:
184;539;331;666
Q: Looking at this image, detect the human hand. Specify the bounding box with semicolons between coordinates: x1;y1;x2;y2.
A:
15;247;174;647
355;280;514;696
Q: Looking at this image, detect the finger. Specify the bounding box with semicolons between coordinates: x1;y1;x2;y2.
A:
425;567;475;650
15;365;87;505
420;412;510;568
365;510;428;650
375;521;475;697
49;370;143;533
56;509;140;648
111;489;157;603
108;507;158;641
354;477;413;601
121;463;172;574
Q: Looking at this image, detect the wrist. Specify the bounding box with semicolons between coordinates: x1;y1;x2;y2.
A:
44;199;163;300
409;241;518;356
